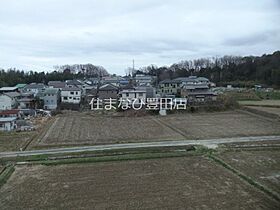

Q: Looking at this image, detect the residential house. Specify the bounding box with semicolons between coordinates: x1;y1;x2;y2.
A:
101;76;124;87
0;92;20;110
98;84;119;99
41;88;60;110
18;92;36;109
61;87;81;104
136;86;155;98
158;80;181;96
181;84;217;103
0;109;21;119
120;89;146;107
24;83;46;96
0;87;19;93
135;74;153;86
174;76;210;86
0;117;17;131
15;84;27;92
48;81;66;89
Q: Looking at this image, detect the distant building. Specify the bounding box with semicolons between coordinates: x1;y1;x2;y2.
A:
61;87;81;104
41;88;60;110
0;117;17;131
0;92;20;110
120;89;146;106
158;80;181;96
48;81;66;89
24;83;46;96
174;76;210;85
0;109;21;119
135;74;153;86
15;84;27;92
98;84;119;99
18;92;36;109
0;87;19;93
181;84;217;103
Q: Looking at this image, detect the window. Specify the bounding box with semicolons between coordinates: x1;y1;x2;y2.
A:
63;97;67;100
126;93;129;97
76;92;78;95
69;97;72;99
70;92;74;95
139;93;143;97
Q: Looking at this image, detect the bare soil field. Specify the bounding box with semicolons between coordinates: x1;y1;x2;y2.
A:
157;111;280;140
239;100;280;107
33;111;280;148
244;106;280;117
218;150;280;195
0;117;52;152
0;156;279;209
0;132;33;152
36;112;184;147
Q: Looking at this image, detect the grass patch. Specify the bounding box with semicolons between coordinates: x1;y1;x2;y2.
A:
0;164;15;188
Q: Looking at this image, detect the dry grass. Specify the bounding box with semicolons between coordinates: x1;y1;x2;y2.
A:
157;111;280;140
32;111;280;148
0;156;279;209
239;100;280;107
219;150;280;195
37;112;183;147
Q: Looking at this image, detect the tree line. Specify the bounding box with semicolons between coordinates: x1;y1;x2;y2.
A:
138;51;280;88
0;51;279;88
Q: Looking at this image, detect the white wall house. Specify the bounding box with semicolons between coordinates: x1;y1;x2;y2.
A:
61;87;81;104
0;93;19;110
24;83;46;96
41;88;60;110
120;89;146;106
0;117;17;131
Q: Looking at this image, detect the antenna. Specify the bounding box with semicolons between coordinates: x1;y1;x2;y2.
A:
132;59;135;72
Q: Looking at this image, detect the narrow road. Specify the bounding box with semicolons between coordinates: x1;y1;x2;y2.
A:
1;135;280;158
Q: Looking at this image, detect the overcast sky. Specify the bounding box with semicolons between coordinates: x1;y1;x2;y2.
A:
0;0;279;75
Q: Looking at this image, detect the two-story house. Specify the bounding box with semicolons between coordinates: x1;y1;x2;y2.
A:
42;88;60;110
158;80;181;96
61;87;81;104
0;92;20;110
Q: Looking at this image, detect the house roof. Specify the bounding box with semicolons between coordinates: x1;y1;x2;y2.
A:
15;84;27;88
183;84;209;90
0;117;17;122
120;89;146;93
61;87;81;91
174;76;209;83
48;81;66;88
0;110;20;115
99;84;118;91
43;88;59;94
159;79;180;84
18;98;35;102
3;92;21;98
25;83;45;89
188;91;217;96
0;87;18;92
66;80;83;86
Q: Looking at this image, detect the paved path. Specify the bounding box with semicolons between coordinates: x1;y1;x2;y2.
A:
1;135;280;158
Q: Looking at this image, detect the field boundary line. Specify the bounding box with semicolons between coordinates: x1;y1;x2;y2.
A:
38;117;60;144
237;109;277;123
0;164;15;189
208;154;280;202
150;117;188;139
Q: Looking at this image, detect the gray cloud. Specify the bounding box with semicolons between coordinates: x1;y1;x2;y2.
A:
0;0;279;74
